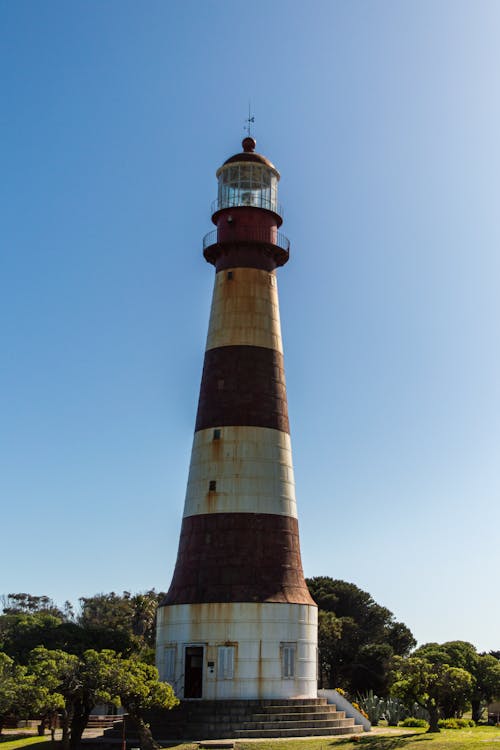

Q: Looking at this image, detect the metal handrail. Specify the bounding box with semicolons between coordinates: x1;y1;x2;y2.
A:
203;228;290;252
211;196;283;217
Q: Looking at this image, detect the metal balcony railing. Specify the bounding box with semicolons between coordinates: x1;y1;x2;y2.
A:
203;227;290;253
211;196;283;218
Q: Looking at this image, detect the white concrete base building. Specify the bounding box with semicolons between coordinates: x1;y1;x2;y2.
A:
157;602;317;699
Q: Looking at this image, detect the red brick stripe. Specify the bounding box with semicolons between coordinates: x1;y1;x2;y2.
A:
195;346;290;434
162;513;315;606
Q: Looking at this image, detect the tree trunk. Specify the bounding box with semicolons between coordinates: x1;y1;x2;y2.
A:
61;720;70;750
61;708;73;750
0;716;4;736
50;710;58;744
70;708;90;750
471;699;481;724
129;712;160;750
427;702;440;733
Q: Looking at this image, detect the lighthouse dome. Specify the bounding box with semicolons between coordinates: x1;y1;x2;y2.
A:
218;137;280;176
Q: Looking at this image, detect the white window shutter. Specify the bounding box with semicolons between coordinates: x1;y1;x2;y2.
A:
217;646;235;679
164;646;175;682
227;646;234;678
281;644;296;679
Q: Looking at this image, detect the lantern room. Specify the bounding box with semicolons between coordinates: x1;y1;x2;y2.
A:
213;137;282;221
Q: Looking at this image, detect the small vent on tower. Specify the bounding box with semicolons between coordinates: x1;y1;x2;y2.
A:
227;271;233;280
217;379;225;390
213;429;221;440
209;480;217;492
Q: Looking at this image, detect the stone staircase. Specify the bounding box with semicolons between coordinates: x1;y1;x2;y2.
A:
87;716;122;730
104;699;363;740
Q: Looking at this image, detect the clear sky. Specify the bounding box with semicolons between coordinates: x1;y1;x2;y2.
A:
1;0;499;653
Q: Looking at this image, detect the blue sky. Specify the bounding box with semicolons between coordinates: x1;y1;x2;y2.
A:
1;0;499;652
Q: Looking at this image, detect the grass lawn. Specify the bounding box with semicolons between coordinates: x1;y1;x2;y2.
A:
2;727;500;750
0;738;49;750
234;726;500;750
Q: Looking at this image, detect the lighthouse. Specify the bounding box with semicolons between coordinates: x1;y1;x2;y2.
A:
156;137;318;701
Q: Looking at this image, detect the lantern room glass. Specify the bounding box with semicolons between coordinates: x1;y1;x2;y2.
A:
217;163;278;213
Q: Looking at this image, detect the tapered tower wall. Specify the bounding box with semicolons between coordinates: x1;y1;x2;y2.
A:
157;138;317;700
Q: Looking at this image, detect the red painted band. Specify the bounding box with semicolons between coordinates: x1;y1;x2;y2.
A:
162;513;315;606
204;243;289;272
195;346;289;434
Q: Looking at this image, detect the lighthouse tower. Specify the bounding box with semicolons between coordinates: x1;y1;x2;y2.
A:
156;137;317;701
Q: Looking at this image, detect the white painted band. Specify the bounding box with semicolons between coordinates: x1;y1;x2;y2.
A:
206;268;283;352
183;426;297;518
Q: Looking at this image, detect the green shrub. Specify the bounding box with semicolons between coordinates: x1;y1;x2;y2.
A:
410;703;430;721
438;718;473;729
400;717;429;728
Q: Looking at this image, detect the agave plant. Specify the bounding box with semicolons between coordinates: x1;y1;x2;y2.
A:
383;697;406;726
357;690;384;726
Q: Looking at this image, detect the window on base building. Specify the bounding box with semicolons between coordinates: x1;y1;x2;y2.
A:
281;643;296;679
217;645;235;680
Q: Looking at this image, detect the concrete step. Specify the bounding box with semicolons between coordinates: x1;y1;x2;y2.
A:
241;719;356;730
234;725;363;738
253;709;343;720
164;698;329;708
258;698;328;706
259;703;337;714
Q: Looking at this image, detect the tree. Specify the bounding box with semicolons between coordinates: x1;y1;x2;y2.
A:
390;655;473;732
415;641;500;721
0;612;136;664
78;590;165;655
107;656;178;750
307;577;416;692
386;621;418;657
471;653;500;723
0;652;63;736
0;591;164;667
78;593;134;633
28;647;117;750
317;611;342;687
351;643;394;696
415;641;476;672
130;593;160;645
0;652;24;735
27;646;178;750
1;594;67;619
